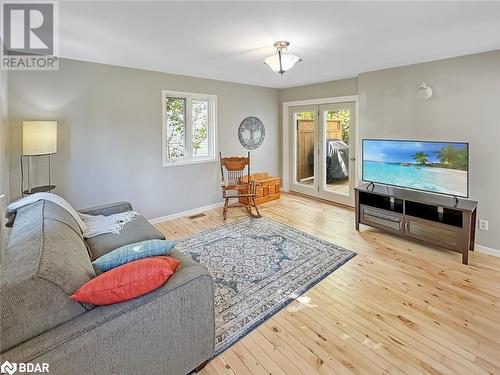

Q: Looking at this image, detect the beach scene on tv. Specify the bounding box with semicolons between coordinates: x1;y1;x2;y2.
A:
363;140;468;197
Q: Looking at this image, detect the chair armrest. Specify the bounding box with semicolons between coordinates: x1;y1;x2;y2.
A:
78;201;133;216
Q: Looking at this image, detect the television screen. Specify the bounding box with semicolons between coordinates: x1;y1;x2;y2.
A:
362;139;469;197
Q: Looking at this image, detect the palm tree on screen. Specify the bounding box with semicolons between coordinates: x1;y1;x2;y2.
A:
437;145;457;167
412;152;429;165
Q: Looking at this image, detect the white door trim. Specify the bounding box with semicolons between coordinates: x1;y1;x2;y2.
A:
282;95;360;193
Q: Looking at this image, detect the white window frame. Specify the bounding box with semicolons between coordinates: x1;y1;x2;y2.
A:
162;90;217;167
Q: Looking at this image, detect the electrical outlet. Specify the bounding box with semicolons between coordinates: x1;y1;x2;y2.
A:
479;219;488;231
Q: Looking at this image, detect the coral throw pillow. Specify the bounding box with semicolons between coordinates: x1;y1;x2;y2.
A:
162;256;180;273
71;256;180;305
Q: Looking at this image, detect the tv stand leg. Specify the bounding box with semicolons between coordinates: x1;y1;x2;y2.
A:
469;209;477;251
462;250;469;265
355;191;360;230
461;211;472;265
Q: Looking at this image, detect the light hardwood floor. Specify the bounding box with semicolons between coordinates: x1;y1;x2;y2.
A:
155;193;500;375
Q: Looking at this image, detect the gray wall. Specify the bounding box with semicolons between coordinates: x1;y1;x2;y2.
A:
358;50;500;249
1;68;9;253
7;59;279;219
279;78;359;103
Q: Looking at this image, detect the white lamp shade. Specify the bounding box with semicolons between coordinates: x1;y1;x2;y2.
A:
265;52;301;73
23;121;57;155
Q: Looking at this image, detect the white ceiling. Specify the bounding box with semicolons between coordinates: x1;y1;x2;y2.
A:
59;1;500;88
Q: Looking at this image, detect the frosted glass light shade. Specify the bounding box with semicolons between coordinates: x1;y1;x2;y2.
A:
23;121;57;155
264;52;301;74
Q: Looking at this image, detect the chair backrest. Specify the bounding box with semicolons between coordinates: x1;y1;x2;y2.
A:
220;152;250;188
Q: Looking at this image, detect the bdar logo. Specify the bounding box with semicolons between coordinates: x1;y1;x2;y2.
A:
1;361;17;375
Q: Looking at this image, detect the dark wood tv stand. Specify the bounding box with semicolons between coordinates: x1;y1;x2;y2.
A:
355;183;478;264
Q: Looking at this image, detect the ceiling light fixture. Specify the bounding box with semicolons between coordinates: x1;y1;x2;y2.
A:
264;41;301;75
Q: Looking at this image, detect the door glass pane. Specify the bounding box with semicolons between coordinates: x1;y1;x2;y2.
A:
192;99;209;157
165;97;186;161
324;109;350;195
295;111;315;185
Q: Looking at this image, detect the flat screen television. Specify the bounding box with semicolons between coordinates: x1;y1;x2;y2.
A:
362;139;469;197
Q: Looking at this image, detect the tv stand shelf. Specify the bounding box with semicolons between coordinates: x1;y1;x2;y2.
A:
355;183;478;264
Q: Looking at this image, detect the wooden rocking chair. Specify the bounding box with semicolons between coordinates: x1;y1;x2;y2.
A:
220;152;261;220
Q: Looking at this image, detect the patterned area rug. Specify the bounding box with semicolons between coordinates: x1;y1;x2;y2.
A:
175;217;356;356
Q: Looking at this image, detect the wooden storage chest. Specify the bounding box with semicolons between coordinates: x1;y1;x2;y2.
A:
239;173;280;205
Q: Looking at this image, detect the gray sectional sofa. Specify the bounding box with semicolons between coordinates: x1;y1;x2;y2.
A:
0;200;215;375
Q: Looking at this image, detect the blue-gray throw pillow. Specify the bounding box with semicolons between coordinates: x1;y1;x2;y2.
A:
92;239;175;272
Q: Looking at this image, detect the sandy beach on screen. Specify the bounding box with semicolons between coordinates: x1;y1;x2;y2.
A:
416;166;467;194
422;166;467;177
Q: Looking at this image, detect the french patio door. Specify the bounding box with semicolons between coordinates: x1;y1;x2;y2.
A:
289;101;356;206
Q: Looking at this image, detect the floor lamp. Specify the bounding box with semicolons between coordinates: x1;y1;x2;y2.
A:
21;121;57;196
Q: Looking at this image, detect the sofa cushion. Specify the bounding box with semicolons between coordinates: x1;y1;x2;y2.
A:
0;200;95;353
85;216;165;260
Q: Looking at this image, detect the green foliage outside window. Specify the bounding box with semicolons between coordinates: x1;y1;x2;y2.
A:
165;97;209;160
165;97;185;160
192;99;209;156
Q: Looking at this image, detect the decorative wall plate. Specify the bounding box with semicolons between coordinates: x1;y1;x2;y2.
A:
238;116;265;150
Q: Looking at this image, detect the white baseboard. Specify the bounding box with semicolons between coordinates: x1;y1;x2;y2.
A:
149;201;224;224
474;244;500;257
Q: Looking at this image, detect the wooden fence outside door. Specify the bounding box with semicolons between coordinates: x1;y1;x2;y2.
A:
296;120;342;181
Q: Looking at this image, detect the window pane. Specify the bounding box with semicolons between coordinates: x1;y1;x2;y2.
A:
295;111;315;185
325;109;351;196
192;99;209;157
165;97;186;161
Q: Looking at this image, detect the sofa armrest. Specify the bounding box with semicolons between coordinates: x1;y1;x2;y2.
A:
78;201;133;216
